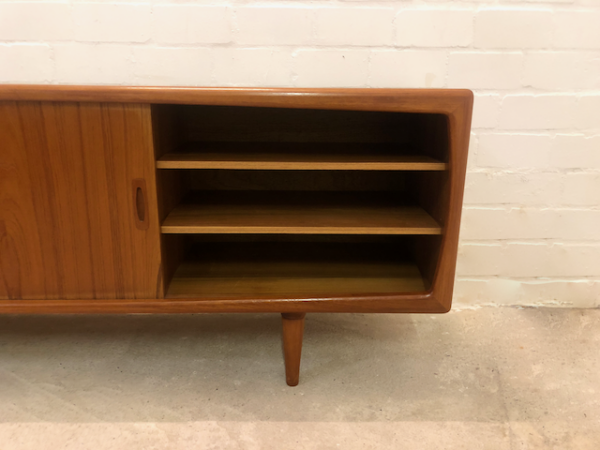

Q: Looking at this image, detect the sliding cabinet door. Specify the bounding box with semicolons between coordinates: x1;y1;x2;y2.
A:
0;102;162;300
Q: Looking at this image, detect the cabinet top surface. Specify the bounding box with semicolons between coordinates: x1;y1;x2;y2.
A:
0;85;473;113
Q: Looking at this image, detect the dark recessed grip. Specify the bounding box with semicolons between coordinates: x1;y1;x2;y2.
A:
132;179;149;230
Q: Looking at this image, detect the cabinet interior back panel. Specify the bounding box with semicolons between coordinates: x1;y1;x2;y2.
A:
177;105;416;143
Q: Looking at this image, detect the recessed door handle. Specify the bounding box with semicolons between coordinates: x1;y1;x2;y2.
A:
133;179;149;230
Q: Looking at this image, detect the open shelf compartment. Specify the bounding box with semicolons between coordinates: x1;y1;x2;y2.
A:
152;103;452;301
153;105;449;172
165;236;432;299
157;169;446;237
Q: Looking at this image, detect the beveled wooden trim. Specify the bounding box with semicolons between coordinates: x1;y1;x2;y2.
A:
0;293;448;314
0;85;472;114
429;94;473;311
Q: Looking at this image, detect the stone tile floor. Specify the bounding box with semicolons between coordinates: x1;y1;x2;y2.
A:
0;307;598;449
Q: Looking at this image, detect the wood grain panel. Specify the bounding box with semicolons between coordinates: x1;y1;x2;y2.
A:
0;101;162;300
161;192;441;235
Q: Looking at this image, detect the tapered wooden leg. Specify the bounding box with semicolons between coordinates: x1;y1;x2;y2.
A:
281;312;306;386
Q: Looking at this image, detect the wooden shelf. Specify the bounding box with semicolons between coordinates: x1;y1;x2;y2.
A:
166;242;426;299
156;143;447;171
161;192;442;235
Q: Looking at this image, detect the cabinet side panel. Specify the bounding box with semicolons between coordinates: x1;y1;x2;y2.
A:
0;101;162;300
432;97;473;310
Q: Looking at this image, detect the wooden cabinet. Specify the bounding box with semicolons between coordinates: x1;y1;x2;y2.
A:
0;86;473;386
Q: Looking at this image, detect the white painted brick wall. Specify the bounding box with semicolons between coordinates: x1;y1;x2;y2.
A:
458;243;600;277
498;95;579;130
523;52;600;90
474;9;554;49
577;95;600;129
370;50;447;88
0;0;599;308
461;208;600;241
471;94;501;129
554;11;600;49
54;44;133;84
236;6;313;45
448;52;524;89
132;47;212;86
0;3;72;41
395;10;473;47
316;8;394;46
73;3;151;43
550;135;600;169
0;44;53;83
293;49;370;87
477;133;551;169
213;48;292;87
153;5;231;45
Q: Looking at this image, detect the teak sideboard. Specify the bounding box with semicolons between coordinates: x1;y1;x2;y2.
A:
0;86;473;386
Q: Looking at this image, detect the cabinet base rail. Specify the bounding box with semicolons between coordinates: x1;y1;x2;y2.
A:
0;296;448;314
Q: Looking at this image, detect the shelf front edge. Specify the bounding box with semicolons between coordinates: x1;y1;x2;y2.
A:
160;226;442;235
